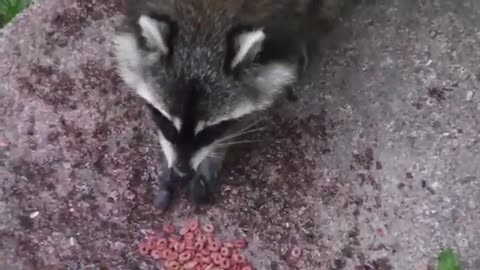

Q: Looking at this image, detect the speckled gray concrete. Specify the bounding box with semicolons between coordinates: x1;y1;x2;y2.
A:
1;1;480;270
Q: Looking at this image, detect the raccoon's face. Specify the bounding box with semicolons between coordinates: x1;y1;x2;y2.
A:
113;12;299;180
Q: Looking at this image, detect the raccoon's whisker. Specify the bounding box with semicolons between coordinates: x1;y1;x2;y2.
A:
240;117;267;132
223;118;265;138
208;154;222;159
216;127;265;144
217;118;267;141
216;139;260;147
208;151;220;158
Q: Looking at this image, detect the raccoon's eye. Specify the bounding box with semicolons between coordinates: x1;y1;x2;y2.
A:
147;104;178;142
195;120;237;148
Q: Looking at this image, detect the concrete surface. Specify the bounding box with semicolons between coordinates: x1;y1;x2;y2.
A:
1;0;480;269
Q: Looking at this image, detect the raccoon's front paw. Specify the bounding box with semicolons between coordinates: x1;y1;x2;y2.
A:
188;158;222;205
154;160;175;211
154;189;173;211
286;86;299;102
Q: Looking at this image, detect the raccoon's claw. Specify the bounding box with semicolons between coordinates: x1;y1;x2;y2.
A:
188;158;222;205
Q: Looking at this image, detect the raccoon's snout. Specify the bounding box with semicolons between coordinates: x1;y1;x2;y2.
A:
156;157;220;209
171;160;194;183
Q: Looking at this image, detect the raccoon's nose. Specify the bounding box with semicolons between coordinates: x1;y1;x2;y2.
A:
171;160;194;182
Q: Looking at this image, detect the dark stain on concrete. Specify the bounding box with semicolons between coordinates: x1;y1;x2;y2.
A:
320;178;341;205
427;87;453;102
47;0;124;46
332;258;347;270
93;123;112;142
17;215;34;230
342;246;355;258
17;65;77;111
370;257;393;270
355;258;394;270
297;110;333;140
352;147;375;170
412;101;423;110
80;61;123;97
10;159;56;186
358;173;379;190
50;7;88;45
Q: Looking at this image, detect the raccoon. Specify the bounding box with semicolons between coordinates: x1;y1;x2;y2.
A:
113;0;351;210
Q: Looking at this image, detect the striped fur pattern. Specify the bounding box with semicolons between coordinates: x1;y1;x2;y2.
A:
113;0;350;206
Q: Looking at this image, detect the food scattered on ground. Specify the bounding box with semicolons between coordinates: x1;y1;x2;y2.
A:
137;219;255;270
290;247;302;258
289;246;302;261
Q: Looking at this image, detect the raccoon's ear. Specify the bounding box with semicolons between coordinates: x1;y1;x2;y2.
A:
136;14;178;58
225;27;266;72
137;15;170;54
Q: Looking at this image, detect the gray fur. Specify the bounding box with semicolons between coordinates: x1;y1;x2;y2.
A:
114;0;343;126
112;0;353;207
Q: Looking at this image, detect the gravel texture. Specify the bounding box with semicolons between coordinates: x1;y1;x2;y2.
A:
1;0;480;269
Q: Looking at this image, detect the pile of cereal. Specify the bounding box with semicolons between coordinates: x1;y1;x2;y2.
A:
138;219;253;270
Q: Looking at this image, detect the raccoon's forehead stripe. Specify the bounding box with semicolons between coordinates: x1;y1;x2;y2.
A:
113;32;182;132
138;15;169;54
195;121;206;135
137;83;166;115
173;118;182;131
137;82;183;130
158;131;176;168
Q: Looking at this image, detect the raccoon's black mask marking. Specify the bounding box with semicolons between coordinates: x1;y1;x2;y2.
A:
114;0;349;209
147;78;236;161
